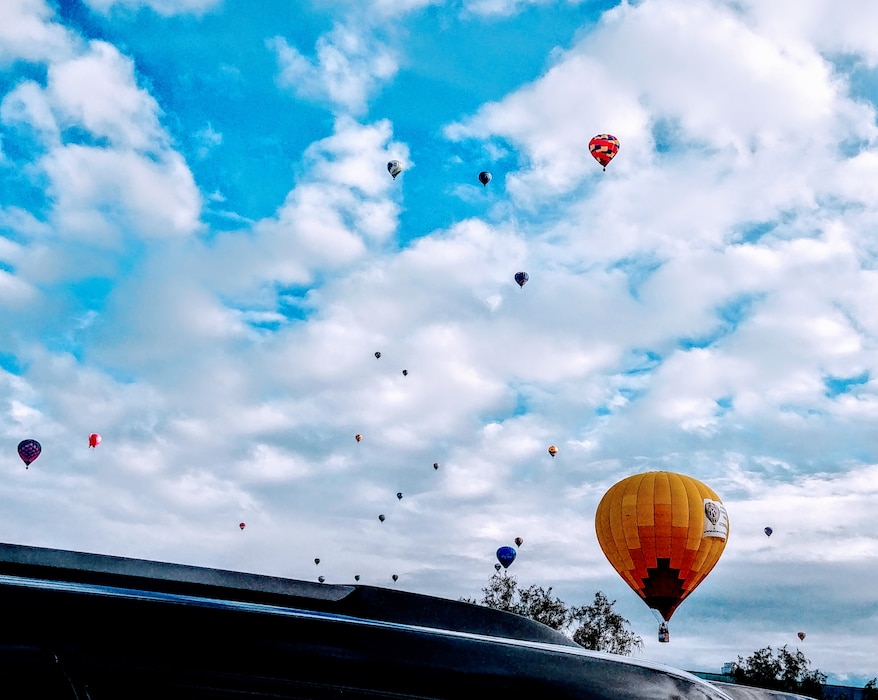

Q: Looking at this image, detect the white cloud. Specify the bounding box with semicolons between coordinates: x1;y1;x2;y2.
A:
270;23;398;114
0;0;78;66
83;0;221;17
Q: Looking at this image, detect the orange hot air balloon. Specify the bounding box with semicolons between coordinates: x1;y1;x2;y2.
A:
594;471;729;633
548;445;558;458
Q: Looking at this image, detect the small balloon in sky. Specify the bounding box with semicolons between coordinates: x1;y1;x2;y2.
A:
798;632;806;641
588;133;620;171
387;160;402;179
17;439;41;468
514;271;528;288
396;492;403;500
478;171;492;186
514;537;523;547
354;574;360;581
374;351;381;359
378;514;386;522
239;522;246;531
496;546;517;569
402;369;408;376
392;574;398;582
355;434;362;442
88;433;102;448
433;462;439;470
314;558;320;565
318;576;325;583
764;526;773;537
548;445;558;458
494;563;501;572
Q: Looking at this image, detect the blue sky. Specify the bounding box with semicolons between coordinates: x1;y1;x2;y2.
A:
2;0;878;687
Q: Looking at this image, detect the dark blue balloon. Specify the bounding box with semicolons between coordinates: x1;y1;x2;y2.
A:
514;272;529;288
496;546;517;569
764;527;773;537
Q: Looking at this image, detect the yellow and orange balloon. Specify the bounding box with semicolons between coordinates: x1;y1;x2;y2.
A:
594;471;729;624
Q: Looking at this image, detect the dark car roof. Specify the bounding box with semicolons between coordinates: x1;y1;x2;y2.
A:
0;541;737;699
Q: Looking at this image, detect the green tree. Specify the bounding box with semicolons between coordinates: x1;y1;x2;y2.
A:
463;573;642;655
732;645;826;698
863;678;878;700
570;591;643;655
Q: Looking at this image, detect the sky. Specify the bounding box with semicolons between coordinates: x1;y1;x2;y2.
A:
2;0;877;687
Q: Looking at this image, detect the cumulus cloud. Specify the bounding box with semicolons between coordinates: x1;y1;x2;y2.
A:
83;0;221;17
270;23;399;114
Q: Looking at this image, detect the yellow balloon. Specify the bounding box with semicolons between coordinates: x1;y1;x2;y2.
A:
594;471;729;622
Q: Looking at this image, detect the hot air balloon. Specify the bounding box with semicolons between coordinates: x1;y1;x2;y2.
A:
375;351;381;359
355;434;362;442
239;522;246;530
387;160;402;179
588;134;620;171
88;433;102;448
396;492;403;500
515;537;523;547
764;527;773;537
478;171;492;186
402;369;408;376
354;574;360;581
433;462;439;470
318;576;325;583
548;445;558;458
378;514;386;522
798;632;806;641
494;563;502;572
391;574;399;582
514;271;529;288
594;471;729;640
314;558;320;566
496;546;517;569
17;439;41;468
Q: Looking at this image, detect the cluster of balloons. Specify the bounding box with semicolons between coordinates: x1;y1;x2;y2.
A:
16;433;103;469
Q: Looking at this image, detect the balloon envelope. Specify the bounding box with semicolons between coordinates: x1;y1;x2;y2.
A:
374;351;381;359
378;514;386;522
514;271;529;288
496;546;517;569
594;471;729;622
548;445;558;457
478;171;492;186
588;134;620;170
798;632;806;641
433;462;439;470
764;527;773;537
387;160;402;179
88;433;102;448
355;434;362;442
17;439;41;467
239;522;246;530
514;537;523;547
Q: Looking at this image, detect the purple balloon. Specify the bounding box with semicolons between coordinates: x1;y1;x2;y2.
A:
17;439;41;468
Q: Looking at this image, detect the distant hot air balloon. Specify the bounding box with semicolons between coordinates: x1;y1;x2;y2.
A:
496;546;517;569
595;471;729;639
514;271;529;288
392;574;399;582
764;527;773;537
318;576;325;583
494;563;502;572
514;537;523;547
17;439;41;468
378;514;386;522
798;632;806;641
396;492;403;500
548;445;558;458
402;369;408;376
239;522;246;530
355;434;362;442
387;160;402;179
588;134;620;171
375;351;381;359
354;574;360;581
433;462;439;470
88;433;102;448
314;558;320;566
478;171;492;186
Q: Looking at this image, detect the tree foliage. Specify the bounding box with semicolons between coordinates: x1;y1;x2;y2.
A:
732;645;826;698
463;573;642;656
863;678;878;700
